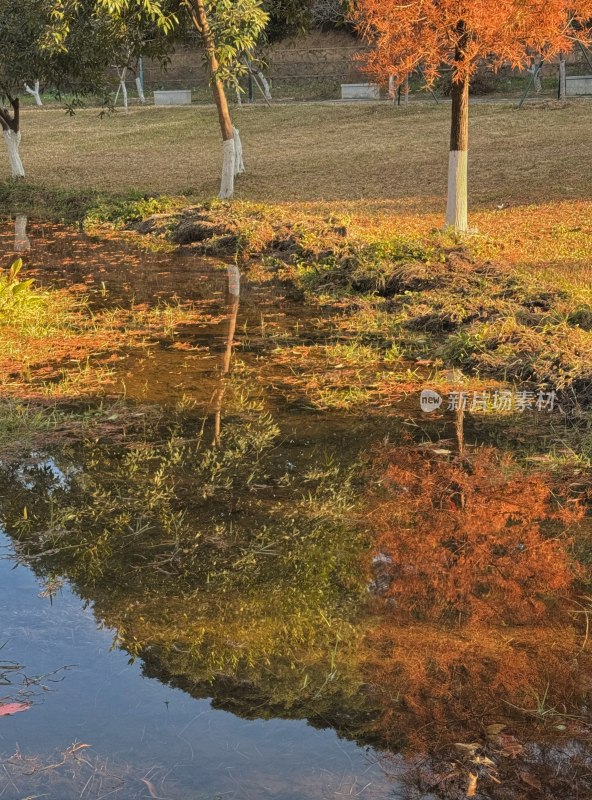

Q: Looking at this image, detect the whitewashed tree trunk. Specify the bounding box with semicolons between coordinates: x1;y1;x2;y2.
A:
445;49;470;234
3;130;25;179
14;215;31;252
120;70;128;112
445;150;468;233
559;53;567;100
530;56;543;93
191;0;237;199
213;264;242;446
135;76;146;104
114;68;128;112
257;71;272;102
219;138;236;199
233;127;244;175
388;75;396;102
24;81;42;107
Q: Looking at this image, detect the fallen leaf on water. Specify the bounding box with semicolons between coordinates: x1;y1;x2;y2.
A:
497;733;524;758
141;778;158;799
473;755;497;769
0;702;30;717
519;771;542;790
454;742;481;754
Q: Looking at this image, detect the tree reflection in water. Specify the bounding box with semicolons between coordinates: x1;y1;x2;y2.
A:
14;215;31;252
1;422;591;797
366;443;592;798
212;264;241;446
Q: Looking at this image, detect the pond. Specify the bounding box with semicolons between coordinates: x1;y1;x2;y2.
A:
1;219;591;799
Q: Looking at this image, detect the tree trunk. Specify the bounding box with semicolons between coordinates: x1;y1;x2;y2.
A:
25;81;43;107
234;76;243;107
135;76;146;104
189;0;239;199
388;75;396;102
446;69;470;233
559;53;567;100
220;138;236;199
233;127;244;175
213;264;241;446
0;98;25;179
257;71;272;102
120;68;128;112
533;57;543;93
3;130;25;179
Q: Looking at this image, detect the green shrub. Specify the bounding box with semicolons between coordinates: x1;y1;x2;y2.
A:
0;259;43;321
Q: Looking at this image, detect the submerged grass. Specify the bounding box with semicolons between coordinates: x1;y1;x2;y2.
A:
0;255;227;424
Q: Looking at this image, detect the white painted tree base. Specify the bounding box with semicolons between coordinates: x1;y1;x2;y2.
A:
121;79;128;112
219;139;236;199
257;71;272;102
445;150;468;233
135;76;146;104
25;81;43;107
233;127;245;175
3;130;25;179
388;75;396;100
114;68;129;112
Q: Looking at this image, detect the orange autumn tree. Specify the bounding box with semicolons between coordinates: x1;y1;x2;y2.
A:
352;1;592;232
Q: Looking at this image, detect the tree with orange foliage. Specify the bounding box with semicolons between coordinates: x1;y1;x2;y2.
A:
352;1;592;232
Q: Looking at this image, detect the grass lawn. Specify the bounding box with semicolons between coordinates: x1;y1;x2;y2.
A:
8;99;592;291
12;100;591;204
1;98;591;417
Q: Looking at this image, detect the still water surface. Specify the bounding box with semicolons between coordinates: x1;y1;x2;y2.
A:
1;219;591;800
0;531;392;799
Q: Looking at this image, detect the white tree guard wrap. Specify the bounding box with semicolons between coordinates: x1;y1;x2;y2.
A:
121;78;128;112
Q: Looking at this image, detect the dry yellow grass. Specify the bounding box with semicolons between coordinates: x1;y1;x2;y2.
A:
14;100;591;204
10;98;592;288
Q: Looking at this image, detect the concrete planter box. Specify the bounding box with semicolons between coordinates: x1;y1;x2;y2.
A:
341;83;381;100
154;89;192;106
566;76;592;96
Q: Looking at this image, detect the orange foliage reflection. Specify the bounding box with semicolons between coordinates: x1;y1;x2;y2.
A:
365;445;592;762
370;446;582;625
